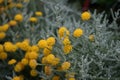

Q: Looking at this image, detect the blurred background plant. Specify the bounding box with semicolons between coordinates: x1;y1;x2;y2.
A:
0;0;120;80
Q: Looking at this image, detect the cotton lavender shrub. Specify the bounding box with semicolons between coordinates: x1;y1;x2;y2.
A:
0;0;120;80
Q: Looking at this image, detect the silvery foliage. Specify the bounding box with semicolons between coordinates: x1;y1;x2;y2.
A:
40;0;120;79
2;0;119;79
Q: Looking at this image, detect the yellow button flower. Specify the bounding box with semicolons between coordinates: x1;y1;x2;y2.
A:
81;11;91;21
43;45;52;56
29;59;37;69
0;32;6;40
51;58;60;66
41;57;47;64
30;69;38;77
46;54;55;64
29;45;39;52
43;47;51;56
14;14;23;22
73;28;83;37
9;20;17;26
8;59;17;65
89;34;95;42
63;45;72;54
61;62;71;70
0;52;7;60
46;37;56;46
17;41;30;51
1;24;9;32
14;62;24;72
35;11;43;16
63;37;71;45
28;51;38;59
29;17;38;23
58;27;70;38
0;24;9;32
21;58;28;65
4;42;17;52
38;39;48;48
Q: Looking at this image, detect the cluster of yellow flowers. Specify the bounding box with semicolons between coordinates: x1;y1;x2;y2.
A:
0;24;94;80
0;0;93;79
58;27;73;54
0;24;9;39
0;0;29;14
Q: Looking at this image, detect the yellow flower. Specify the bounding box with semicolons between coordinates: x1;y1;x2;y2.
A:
24;52;30;59
8;59;16;65
4;42;17;52
29;17;38;23
17;41;30;51
38;39;48;48
43;48;51;56
73;28;83;37
68;78;75;80
28;51;38;60
63;37;71;45
29;59;37;69
35;11;43;16
14;14;23;22
29;45;39;52
41;57;47;64
9;20;17;26
0;32;6;39
63;45;72;54
81;11;91;21
44;65;52;75
21;58;28;65
89;34;95;41
0;44;4;52
61;62;71;70
51;58;60;66
58;27;70;38
12;76;21;80
46;54;55;64
14;62;24;72
1;24;9;32
0;52;7;60
43;46;52;56
30;69;38;77
52;76;60;80
46;37;56;46
16;3;23;8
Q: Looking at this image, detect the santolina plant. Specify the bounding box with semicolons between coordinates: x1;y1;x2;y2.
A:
0;0;120;80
